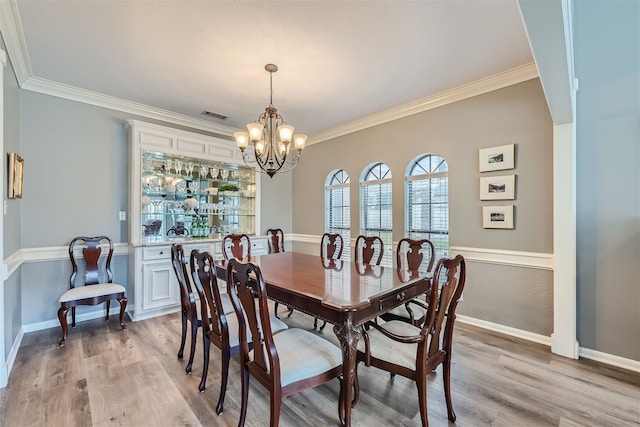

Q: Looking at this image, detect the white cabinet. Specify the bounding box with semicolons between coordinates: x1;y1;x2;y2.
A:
127;119;267;321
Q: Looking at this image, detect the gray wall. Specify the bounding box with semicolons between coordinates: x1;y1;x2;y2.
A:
290;79;555;336
3;34;22;360
574;0;640;360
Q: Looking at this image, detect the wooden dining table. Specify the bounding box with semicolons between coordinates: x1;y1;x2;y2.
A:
216;251;432;426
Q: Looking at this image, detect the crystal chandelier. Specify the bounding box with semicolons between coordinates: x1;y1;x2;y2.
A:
234;64;307;178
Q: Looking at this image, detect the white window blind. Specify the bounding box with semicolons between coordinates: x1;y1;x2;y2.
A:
325;170;350;256
407;155;449;259
361;163;392;265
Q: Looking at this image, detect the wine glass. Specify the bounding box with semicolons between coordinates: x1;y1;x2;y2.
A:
200;165;208;178
174;160;183;175
185;162;194;177
220;169;229;180
210;167;219;180
164;159;173;173
231;170;238;180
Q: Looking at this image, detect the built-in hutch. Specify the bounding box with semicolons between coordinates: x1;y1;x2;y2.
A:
127;120;265;321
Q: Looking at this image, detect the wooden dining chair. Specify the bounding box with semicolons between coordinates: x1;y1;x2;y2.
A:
321;232;344;260
356;255;466;427
380;238;436;326
226;258;344;427
221;233;251;261
190;249;287;413
266;228;285;254
58;235;127;346
267;228;294;318
315;232;345;330
171;244;201;374
354;235;384;266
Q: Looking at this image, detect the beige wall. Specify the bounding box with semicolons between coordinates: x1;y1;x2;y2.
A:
290;79;555;336
292;79;553;253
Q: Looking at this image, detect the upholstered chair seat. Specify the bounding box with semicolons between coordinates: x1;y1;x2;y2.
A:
59;283;125;303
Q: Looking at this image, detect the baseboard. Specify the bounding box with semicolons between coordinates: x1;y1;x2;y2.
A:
1;326;24;387
456;314;552;346
22;307;131;333
579;347;640;373
457;315;640;373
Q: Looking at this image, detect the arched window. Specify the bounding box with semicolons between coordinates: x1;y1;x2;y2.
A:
360;163;392;264
325;169;350;254
406;154;449;259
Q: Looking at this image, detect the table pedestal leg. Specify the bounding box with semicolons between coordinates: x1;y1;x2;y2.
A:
334;318;360;427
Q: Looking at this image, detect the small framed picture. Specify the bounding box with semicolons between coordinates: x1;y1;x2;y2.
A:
483;205;514;229
480;174;515;200
7;152;23;199
479;143;515;172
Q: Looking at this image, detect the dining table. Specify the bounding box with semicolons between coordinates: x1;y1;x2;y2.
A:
216;251;432;426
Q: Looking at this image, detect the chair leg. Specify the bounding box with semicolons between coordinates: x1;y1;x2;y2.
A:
286;307;294;317
238;365;250;427
186;319;198;374
274;302;281;319
199;334;211;393
117;296;127;329
71;307;76;328
178;312;187;359
338;376;345;425
105;299;111;321
416;372;429;427
57;306;70;347
215;346;231;415
352;363;361;406
443;357;456;422
270;389;282;427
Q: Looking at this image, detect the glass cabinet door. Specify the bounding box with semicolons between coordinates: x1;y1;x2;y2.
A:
141;151;256;242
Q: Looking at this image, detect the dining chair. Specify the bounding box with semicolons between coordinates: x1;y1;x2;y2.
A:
226;258;344;427
321;232;344;260
266;228;285;254
221;233;251;261
58;235;127;346
267;228;294;318
354;235;384;266
380;238;436;326
171;244;201;374
315;232;345;330
356;255;466;427
190;250;289;414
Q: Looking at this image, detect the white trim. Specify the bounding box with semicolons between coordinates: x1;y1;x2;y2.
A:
457;315;552;346
21;243;130;263
309;62;539;144
449;246;553;270
3;249;22;279
22;307;132;334
0;327;23;387
289;233;321;245
551;122;578;358
0;0;30;84
579;348;640;374
22;77;238;137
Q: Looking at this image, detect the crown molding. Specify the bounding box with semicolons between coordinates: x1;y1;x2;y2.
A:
21;76;239;137
309;62;539;144
0;0;31;84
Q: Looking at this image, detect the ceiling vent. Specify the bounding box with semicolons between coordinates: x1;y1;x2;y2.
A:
201;110;228;120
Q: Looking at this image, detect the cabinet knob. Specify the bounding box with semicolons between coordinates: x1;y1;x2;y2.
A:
159;251;164;255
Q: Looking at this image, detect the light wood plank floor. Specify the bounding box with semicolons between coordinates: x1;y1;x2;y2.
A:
1;305;638;427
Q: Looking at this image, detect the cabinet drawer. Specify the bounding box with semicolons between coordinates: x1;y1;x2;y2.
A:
142;246;171;261
251;239;267;253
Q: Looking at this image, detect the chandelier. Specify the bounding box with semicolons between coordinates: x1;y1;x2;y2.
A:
234;64;307;178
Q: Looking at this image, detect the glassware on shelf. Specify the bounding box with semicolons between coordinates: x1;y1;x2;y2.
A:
142;158;154;171
200;165;208;178
220;169;229;180
175;179;187;193
185;162;194;177
231;170;238;180
149;177;162;192
189;181;199;193
174;160;183;175
164;159;173;173
210;167;219;179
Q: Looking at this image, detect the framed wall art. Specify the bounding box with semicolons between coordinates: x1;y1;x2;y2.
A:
8;152;23;199
482;205;514;229
480;174;516;200
479;143;515;172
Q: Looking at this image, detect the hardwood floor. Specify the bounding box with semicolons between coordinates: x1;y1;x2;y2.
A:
1;305;638;426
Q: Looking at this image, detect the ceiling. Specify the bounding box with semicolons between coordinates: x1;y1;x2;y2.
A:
5;0;536;142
